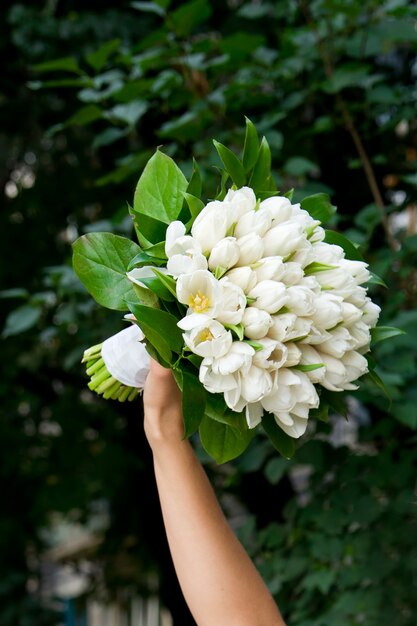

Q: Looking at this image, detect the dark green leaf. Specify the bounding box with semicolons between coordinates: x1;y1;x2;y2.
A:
183;192;205;222
367;272;387;288
262;413;296;459
125;302;183;354
242;117;260;172
130;210;168;249
128;252;167;270
324;230;364;261
199;415;253;463
86;39;121;71
32;56;83;75
132;282;160;308
186;158;202;198
213;140;246;188
67;105;103;126
181;370;206;437
371;326;406;344
170;0;212;36
152;269;177;298
301;193;336;224
72;233;140;310
138;276;176;301
249;136;271;193
366;369;392;403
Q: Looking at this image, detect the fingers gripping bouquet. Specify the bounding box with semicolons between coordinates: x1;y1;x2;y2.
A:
73;120;383;463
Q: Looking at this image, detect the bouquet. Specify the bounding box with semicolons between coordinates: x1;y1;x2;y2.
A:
73;119;387;463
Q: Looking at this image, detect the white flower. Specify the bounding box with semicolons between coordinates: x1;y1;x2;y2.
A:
234;208;271;238
341;259;370;285
216;279;247;325
319;326;355;358
236;233;264;266
224;383;246;412
165;221;198;257
240;365;273;403
312;293;344;330
262;221;306;258
167;252;208;277
262;369;319;439
127;266;168;287
248;280;288;314
279;262;304;286
252;337;288;370
210;341;254;375
340;302;362;326
252;256;284;282
242;307;273;339
285;285;316;316
208;237;240;272
362;298;381;328
245;402;263;428
318;350;368;391
298;345;326;383
310;242;344;265
183;320;232;358
191;200;229;254
101;324;150;388
348;320;371;352
259;196;292;225
225;186;257;227
285;317;314;342
268;313;297;341
199;361;236;394
282;342;302;367
177;269;221;330
225;266;257;293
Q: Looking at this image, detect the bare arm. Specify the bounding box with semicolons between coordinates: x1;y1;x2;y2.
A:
143;360;286;626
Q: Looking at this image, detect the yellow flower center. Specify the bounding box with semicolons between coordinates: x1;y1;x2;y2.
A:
198;328;214;343
188;290;210;313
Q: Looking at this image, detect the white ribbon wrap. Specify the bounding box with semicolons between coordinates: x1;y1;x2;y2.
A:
101;324;150;389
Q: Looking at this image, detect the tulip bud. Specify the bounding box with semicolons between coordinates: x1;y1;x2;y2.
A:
236;233;264;266
248;280;288;314
259;196;292;225
242;307;273;339
262;221;305;257
208;237;240;272
225;266;257;293
191;200;229;254
234;207;271;238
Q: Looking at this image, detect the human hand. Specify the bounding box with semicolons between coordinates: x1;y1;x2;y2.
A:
143;359;184;448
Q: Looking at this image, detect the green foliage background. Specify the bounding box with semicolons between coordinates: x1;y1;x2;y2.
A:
1;1;417;624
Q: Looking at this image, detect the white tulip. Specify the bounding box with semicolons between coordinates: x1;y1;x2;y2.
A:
240;365;273;403
301;324;331;345
285;285;316;316
348;321;371;352
225;186;257;227
216;279;247;325
165;221;200;257
341;302;362;326
362;298;381;328
284;316;313;342
341;259;370;285
347;286;368;307
176;269;221;330
167;251;208;277
210;341;254;375
236;233;264;266
262;221;306;258
267;313;297;341
245;402;263;429
252;256;284;282
199;361;237;394
225;266;257;293
319;326;355;358
299;345;326;383
253;337;288;370
310;242;345;265
279;262;304;286
191;200;229;254
343;350;369;383
224;382;246;412
242;307;273;339
317;352;360;392
282;342;302;367
288;240;314;268
234;207;271;238
127;266;168;287
248;280;288;314
259;196;292;225
311;292;344;330
208;237;240;272
183;320;232;358
101;324;149;389
273;412;310;439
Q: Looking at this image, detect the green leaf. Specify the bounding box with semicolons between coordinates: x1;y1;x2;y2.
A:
213;140;246;188
186;158;202;198
181;370;206;437
199;415;253;463
304;262;338;275
183;192;205;222
67;105;103;126
128;252;167;270
371;326;406;344
324;230;364;261
86;39;121;71
293;363;325;372
309;403;329;423
108;101;148;127
144;241;167;259
170;0;212;36
72;233;141;311
133;150;188;225
125;302;183;354
320;390;348;418
301;193;336;224
138;276;176;301
130;210;168;248
249;136;272;193
32;56;83;75
264;457;289;485
242;117;260;172
0;288;29;300
262;413;296;459
366;369;392;403
152;269;177;298
131;282;160;308
2;305;41;338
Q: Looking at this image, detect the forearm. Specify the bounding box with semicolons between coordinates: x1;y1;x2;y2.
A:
148;429;285;626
